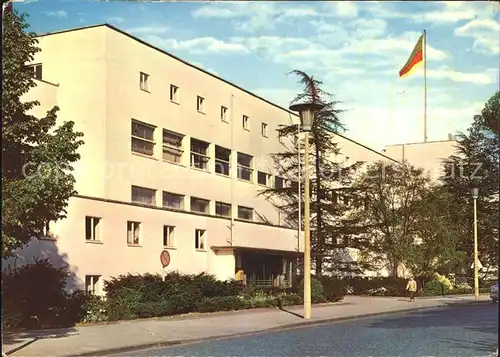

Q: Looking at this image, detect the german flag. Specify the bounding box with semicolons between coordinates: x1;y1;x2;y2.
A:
399;33;424;78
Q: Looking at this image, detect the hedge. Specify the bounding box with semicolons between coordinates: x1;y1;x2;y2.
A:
3;261;494;330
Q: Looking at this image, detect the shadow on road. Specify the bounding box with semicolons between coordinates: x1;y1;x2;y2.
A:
367;303;498;355
3;328;78;355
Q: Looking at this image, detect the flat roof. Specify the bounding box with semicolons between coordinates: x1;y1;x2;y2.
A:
385;139;458;147
35;23;397;163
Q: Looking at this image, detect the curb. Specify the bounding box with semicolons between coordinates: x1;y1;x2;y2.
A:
68;300;491;357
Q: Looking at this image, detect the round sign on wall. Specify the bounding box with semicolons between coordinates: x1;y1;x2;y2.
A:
160;250;171;268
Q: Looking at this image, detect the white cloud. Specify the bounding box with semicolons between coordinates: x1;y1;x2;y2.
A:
233;31;448;80
250;85;484;150
144;36;249;55
454;18;500;55
350;18;388;39
330;1;359;18
191;2;364;33
107;16;125;24
127;26;169;35
43;10;67;19
427;67;498;85
190;61;219;76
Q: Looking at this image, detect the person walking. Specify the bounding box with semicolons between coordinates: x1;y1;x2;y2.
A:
406;277;417;302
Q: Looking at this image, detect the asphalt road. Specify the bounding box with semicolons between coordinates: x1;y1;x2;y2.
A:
118;303;498;357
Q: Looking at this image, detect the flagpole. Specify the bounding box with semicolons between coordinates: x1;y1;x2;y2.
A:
297;122;302;253
423;29;428;142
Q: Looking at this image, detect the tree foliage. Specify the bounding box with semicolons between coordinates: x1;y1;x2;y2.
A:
441;91;500;270
350;161;432;277
1;10;84;256
406;186;467;276
259;70;365;276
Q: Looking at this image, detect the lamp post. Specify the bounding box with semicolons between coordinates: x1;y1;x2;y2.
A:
470;187;479;300
289;101;323;319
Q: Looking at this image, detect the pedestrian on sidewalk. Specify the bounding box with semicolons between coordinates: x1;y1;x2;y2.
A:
406;276;417;302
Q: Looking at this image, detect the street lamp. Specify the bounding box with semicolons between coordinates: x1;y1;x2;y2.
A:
470;187;479;300
289;101;323;320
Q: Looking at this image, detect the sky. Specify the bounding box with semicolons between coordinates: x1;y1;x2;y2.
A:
14;0;500;151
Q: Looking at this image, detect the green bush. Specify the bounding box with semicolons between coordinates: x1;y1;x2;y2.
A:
197;296;246;313
103;271;247;321
80;295;108;323
424;279;449;295
317;277;345;302
1;259;86;329
298;276;327;303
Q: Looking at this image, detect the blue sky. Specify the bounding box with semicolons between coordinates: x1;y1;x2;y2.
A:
15;0;500;150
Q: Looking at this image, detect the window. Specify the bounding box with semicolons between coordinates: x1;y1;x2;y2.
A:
163;225;175;247
275;176;284;189
197;96;205;113
257;171;271;186
195;229;206;250
191;197;210;214
221;106;228;122
237;206;254;221
85;216;101;242
163;129;184;163
290;180;299;191
261;123;268;137
215;145;231;176
85;275;102;295
237;152;253;181
127;221;141;245
343;195;350;205
242;115;249;130
140;72;149;91
131;185;156;206
215;202;231;217
190;138;210;171
28;64;42;80
163;191;184;209
131;120;155;156
170;85;179;102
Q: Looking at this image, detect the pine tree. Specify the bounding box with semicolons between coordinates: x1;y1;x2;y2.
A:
2;9;84;256
259;70;365;276
441;91;499;272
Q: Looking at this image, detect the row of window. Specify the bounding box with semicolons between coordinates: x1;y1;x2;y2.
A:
139;72;269;134
131;120;288;187
131;185;255;220
85;215;207;250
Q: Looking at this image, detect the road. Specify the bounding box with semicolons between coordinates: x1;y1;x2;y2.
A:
120;303;498;357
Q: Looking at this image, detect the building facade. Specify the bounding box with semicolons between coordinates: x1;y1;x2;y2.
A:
5;24;459;293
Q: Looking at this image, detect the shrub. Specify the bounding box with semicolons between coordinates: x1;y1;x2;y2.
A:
1;259;85;329
197;296;247;313
80;295;108;323
424;279;449;296
103;271;247;321
434;273;453;290
317;277;345;302
298;276;327;303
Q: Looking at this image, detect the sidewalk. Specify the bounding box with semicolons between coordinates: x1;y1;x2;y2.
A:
3;294;491;357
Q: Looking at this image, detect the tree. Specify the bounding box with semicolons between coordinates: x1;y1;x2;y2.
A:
441;91;500;271
406;186;467;276
1;10;84;256
259;70;364;276
350;161;432;277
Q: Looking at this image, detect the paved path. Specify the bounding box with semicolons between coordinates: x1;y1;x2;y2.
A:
128;303;498;357
2;295;491;357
